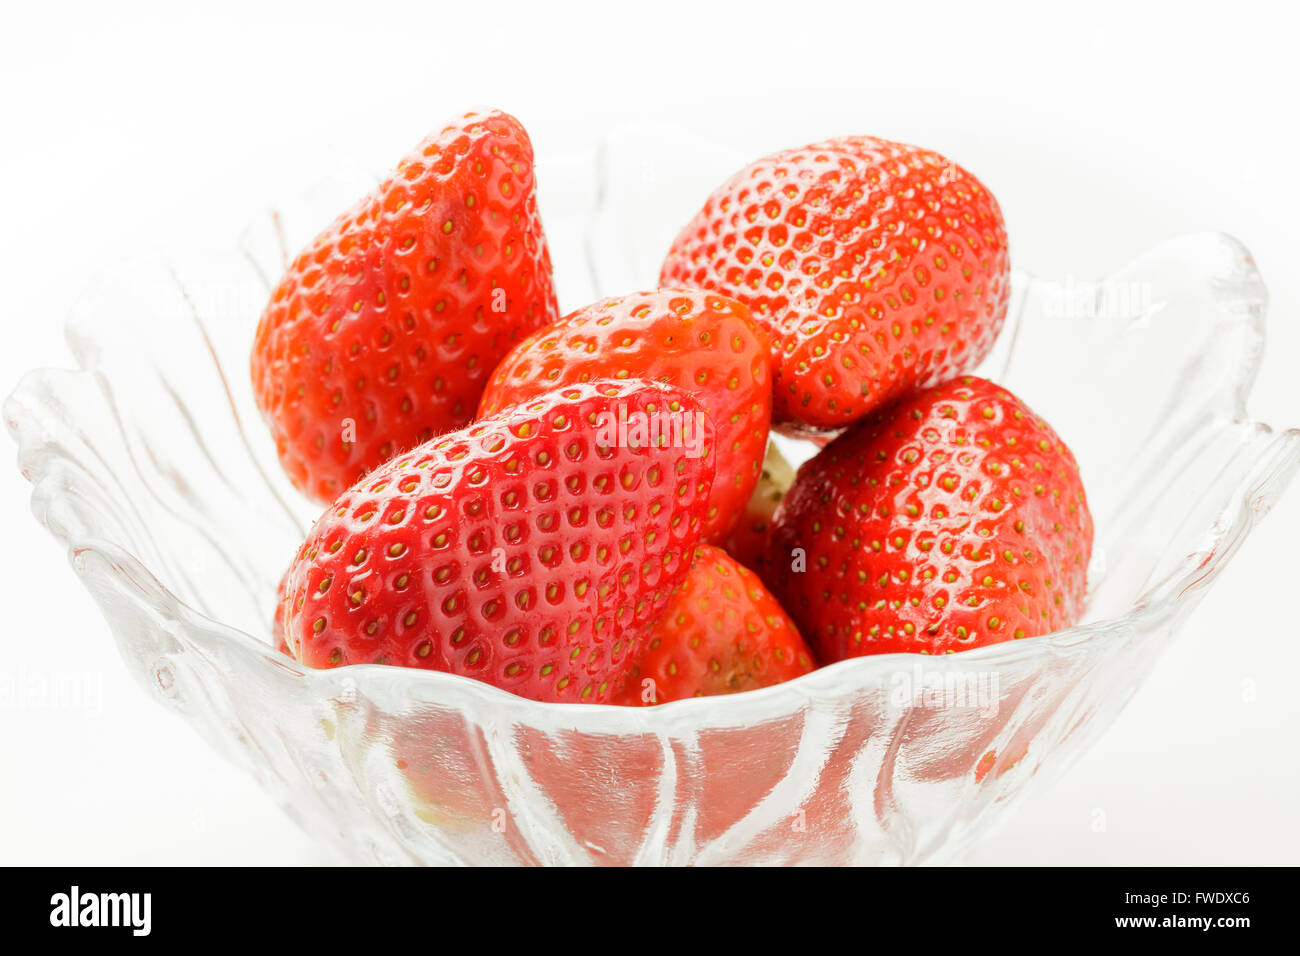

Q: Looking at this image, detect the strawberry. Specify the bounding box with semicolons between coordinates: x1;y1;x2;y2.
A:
281;379;715;703
252;108;559;503
477;290;771;541
720;440;795;573
660;137;1009;436
765;376;1092;659
613;545;815;705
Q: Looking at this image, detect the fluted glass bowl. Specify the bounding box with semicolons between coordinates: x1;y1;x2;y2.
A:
7;124;1299;865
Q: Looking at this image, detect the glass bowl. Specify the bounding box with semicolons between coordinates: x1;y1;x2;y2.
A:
7;125;1298;866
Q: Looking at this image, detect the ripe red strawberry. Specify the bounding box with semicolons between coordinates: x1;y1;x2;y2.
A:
766;376;1092;659
478;290;771;541
720;440;795;573
661;137;1009;436
282;379;715;703
613;545;815;705
252;108;559;503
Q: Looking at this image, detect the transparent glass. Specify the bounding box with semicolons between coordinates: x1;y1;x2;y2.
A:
6;125;1299;865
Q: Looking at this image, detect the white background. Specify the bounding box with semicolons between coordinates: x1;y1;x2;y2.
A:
1;1;1296;865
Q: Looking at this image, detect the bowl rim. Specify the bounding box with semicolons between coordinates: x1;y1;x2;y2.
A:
7;229;1300;729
